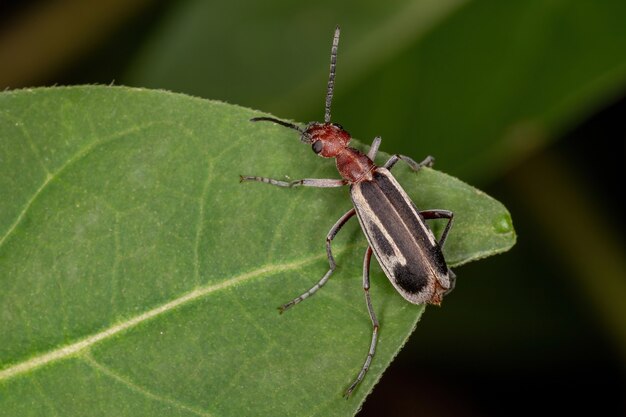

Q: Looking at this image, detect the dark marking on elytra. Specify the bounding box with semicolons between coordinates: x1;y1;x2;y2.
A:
393;263;428;294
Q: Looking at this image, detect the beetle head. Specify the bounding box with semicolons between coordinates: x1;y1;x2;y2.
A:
305;122;351;158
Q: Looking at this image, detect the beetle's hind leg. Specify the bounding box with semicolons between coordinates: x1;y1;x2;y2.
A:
445;269;456;296
345;246;379;398
421;209;456;296
419;209;454;248
278;208;356;313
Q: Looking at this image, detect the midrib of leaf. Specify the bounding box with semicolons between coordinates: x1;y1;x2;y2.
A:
0;248;345;381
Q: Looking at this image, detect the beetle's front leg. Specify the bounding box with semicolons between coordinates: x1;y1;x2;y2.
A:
240;175;347;188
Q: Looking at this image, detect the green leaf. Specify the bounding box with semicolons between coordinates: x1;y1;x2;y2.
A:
0;86;515;416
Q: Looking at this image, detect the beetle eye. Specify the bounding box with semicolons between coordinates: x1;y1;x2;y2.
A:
312;141;323;154
332;123;344;130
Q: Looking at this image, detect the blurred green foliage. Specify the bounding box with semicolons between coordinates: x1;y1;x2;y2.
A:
125;0;626;182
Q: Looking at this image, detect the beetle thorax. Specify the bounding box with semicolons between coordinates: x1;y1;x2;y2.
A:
335;148;375;183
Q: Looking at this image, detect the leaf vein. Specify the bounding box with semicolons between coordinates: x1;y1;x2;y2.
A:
82;353;213;417
31;377;61;417
193;161;214;287
0;122;161;250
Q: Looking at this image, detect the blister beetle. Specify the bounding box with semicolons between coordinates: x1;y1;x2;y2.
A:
241;26;455;397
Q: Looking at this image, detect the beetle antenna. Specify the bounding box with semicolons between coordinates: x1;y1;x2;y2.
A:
250;117;307;135
324;26;340;123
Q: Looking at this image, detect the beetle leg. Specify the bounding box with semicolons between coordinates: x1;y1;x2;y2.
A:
445;269;457;296
383;154;434;171
240;176;347;188
421;209;456;295
419;209;454;248
279;208;356;313
366;136;382;161
345;246;379;398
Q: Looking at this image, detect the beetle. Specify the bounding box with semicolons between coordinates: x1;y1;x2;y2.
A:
241;26;455;397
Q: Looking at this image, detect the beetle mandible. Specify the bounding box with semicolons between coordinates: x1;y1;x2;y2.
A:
241;26;455;397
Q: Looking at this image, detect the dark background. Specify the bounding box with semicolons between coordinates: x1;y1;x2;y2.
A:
2;1;623;415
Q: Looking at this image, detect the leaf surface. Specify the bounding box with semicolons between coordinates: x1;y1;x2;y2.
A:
0;86;514;416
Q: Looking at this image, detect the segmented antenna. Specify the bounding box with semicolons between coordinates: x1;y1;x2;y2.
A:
250;117;306;134
324;26;340;123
